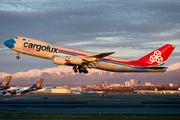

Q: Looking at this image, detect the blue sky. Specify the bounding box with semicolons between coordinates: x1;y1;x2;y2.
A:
0;0;180;74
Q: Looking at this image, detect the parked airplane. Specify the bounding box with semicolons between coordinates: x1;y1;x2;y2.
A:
4;36;176;73
131;87;160;94
0;76;12;90
1;78;44;95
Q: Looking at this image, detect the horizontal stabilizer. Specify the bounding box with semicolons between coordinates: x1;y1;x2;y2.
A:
144;67;168;69
144;66;168;72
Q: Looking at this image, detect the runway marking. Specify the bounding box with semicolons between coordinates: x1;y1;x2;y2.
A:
88;102;142;104
0;95;28;101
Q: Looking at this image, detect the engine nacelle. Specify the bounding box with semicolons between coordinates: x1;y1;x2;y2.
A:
53;57;67;65
69;56;83;65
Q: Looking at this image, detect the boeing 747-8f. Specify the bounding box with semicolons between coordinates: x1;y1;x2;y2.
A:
4;36;176;73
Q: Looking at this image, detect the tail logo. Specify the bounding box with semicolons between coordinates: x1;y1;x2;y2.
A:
2;76;11;86
150;50;163;63
2;80;8;86
36;79;44;87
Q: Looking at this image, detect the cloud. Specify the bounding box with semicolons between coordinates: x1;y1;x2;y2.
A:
0;0;180;73
0;47;8;51
95;37;123;41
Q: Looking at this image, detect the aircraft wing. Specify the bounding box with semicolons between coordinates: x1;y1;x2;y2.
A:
83;52;115;62
89;52;115;58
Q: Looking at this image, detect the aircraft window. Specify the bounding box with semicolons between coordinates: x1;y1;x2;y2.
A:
15;37;18;39
23;39;26;41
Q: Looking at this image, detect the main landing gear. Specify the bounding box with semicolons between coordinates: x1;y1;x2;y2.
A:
73;66;78;73
73;65;88;74
16;52;20;59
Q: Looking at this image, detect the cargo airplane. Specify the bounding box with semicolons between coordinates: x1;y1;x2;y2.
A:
0;76;12;90
1;78;44;95
4;36;176;73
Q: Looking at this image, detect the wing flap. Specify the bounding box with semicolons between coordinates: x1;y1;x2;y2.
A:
83;52;115;62
91;52;115;58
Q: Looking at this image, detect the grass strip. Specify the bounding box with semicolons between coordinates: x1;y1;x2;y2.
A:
0;113;180;119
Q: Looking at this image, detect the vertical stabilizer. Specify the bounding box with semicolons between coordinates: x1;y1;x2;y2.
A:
21;78;44;93
137;44;176;66
31;78;44;89
0;76;12;87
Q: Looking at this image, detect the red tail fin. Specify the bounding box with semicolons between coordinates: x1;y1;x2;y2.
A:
137;44;176;66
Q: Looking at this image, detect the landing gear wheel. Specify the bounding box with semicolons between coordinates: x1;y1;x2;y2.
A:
77;65;88;74
79;69;88;74
16;56;20;59
83;70;88;74
74;70;78;73
79;70;82;73
73;66;78;73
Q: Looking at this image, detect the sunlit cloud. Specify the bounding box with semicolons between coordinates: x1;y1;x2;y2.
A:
0;0;180;73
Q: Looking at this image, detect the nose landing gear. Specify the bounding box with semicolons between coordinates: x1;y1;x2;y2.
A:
16;52;20;59
16;56;20;59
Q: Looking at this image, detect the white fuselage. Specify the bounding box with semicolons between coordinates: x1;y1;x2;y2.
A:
0;87;29;95
13;37;145;72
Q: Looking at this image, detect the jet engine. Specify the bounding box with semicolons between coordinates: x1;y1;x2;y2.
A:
53;56;83;65
69;56;83;65
53;57;67;65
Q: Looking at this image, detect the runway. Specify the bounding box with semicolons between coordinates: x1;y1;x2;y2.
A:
1;94;180;114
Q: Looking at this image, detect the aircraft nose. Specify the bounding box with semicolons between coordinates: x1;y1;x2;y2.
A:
4;38;16;48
